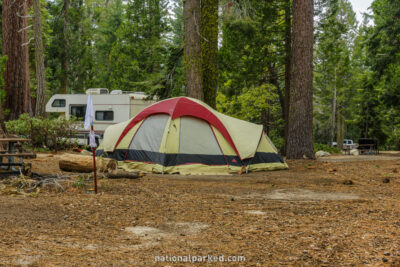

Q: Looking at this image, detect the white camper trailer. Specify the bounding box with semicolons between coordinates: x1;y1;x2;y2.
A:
45;88;155;146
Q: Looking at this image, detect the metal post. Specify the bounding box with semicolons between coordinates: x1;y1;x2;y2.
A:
91;124;98;194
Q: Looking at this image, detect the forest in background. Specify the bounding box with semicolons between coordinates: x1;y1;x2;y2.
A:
0;0;399;151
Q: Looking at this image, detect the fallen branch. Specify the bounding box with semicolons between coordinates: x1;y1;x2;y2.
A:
105;171;145;179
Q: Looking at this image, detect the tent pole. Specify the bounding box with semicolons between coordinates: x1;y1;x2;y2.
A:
161;118;172;175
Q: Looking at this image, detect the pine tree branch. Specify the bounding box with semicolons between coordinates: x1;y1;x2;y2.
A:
16;12;33;18
18;25;32;33
193;12;208;42
21;38;34;47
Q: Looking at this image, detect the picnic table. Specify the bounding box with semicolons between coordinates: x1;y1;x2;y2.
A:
0;137;36;173
357;138;379;155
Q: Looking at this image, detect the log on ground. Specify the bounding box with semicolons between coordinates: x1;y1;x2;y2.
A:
105;171;145;179
59;155;116;173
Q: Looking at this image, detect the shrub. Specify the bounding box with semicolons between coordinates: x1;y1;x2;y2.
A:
314;143;341;154
6;114;79;151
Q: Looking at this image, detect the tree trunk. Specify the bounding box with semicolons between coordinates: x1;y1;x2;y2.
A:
33;0;47;117
283;0;291;156
184;0;202;100
286;0;314;159
147;0;154;73
2;0;32;120
329;68;337;146
341;111;345;144
364;105;368;138
60;0;70;94
336;108;344;150
200;0;218;108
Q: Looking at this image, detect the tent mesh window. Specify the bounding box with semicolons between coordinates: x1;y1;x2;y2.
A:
128;114;170;163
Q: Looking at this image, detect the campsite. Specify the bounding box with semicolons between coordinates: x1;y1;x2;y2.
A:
2;0;400;265
1;152;400;265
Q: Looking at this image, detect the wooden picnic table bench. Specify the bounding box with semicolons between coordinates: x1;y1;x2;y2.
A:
357;138;379;155
0;137;36;173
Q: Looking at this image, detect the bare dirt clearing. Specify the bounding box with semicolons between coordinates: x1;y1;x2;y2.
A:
1;152;400;266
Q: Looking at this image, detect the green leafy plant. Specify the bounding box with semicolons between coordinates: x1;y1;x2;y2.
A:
72;176;86;189
5;114;79;150
314;143;341;154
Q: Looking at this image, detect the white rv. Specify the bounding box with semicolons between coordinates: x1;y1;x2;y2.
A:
45;88;156;146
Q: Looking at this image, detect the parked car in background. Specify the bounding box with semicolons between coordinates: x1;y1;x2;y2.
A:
343;139;357;150
330;139;356;150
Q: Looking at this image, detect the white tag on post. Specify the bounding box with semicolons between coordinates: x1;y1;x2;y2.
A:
89;130;97;148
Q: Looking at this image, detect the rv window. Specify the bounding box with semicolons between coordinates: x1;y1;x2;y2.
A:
95;111;114;121
70;105;86;120
51;99;66;107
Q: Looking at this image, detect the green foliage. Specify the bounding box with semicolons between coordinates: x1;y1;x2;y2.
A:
217;84;284;151
72;175;86;189
5;114;79;150
217;0;288;146
217;84;278;124
314;143;341;154
109;0;169;92
314;0;357;144
0;55;7;102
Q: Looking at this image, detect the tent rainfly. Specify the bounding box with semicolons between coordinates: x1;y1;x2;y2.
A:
96;97;288;175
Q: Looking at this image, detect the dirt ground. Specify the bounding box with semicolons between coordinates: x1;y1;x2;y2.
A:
1;152;400;266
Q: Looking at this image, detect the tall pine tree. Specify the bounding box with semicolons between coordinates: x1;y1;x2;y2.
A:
286;0;314;159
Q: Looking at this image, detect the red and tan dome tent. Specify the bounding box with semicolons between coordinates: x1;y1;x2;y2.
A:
96;97;288;174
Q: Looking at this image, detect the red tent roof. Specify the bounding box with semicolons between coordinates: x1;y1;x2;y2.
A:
114;97;241;158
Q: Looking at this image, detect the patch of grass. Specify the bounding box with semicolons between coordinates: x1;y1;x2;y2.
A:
72;176;86;189
33;147;51;153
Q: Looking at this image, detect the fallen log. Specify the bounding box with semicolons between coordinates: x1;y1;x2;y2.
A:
59;154;117;173
105;171;145;179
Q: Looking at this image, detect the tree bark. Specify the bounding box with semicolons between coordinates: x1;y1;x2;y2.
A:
283;0;291;156
286;0;314;159
2;0;32;120
336;108;343;149
184;0;202;100
329;68;337;146
33;0;47;117
60;0;70;94
336;108;344;150
200;0;218;108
